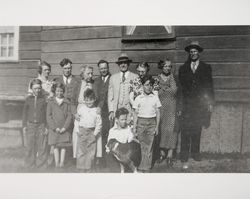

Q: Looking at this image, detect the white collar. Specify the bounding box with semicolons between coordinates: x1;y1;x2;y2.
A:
63;75;72;84
102;75;109;83
120;71;129;79
55;97;64;105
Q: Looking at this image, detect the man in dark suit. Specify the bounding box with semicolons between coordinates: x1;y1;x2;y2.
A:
178;41;214;169
93;60;112;167
54;58;80;115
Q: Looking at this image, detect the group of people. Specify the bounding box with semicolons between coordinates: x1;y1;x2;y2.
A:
22;41;214;172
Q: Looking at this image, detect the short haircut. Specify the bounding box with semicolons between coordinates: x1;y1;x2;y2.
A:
38;61;51;74
158;58;172;69
97;59;109;67
115;107;129;119
141;75;155;86
83;88;96;101
51;82;65;94
30;78;42;89
136;62;150;72
60;58;72;67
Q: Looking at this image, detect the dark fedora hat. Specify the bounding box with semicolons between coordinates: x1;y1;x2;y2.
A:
185;41;203;52
115;53;132;64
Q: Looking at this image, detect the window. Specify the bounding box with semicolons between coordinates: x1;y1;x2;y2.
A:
122;26;175;41
0;26;19;61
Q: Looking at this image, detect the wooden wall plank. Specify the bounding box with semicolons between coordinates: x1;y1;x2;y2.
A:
42;26;88;30
177;35;250;50
242;104;250;153
41;26;122;41
0;68;37;77
200;105;220;153
19;41;41;51
176;49;250;62
213;77;250;89
122;40;175;50
20;26;42;33
0;61;39;69
20;51;41;60
215;89;250;102
20;32;41;42
176;26;250;36
218;103;242;153
41;51;121;64
41;38;122;52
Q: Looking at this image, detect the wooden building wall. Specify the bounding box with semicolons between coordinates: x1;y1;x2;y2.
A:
40;26;123;77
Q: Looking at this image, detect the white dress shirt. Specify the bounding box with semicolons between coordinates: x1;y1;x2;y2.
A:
108;125;134;144
63;75;72;84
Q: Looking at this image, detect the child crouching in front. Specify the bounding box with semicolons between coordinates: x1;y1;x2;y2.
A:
107;107;136;173
75;89;102;172
133;75;161;172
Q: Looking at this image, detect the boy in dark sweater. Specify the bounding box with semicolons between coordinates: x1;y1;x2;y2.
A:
23;78;48;169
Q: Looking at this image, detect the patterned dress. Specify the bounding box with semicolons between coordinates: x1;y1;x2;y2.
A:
156;73;178;149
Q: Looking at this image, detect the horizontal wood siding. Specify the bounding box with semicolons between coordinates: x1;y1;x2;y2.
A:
175;26;250;102
19;26;41;60
41;26;122;76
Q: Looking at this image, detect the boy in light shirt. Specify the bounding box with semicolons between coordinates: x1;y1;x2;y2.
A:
133;75;161;172
107;107;137;172
75;89;102;172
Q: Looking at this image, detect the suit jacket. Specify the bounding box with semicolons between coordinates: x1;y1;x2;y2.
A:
54;75;81;114
93;74;111;110
179;60;214;130
108;71;138;114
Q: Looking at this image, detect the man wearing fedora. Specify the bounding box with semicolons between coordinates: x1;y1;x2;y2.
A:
178;41;214;169
108;53;138;125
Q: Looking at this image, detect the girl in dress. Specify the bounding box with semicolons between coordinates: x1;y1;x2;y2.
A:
47;83;72;168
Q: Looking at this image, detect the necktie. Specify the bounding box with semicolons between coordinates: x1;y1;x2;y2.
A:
65;77;68;85
191;62;196;73
122;72;126;82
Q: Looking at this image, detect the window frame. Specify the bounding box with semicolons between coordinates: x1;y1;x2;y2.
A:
121;26;176;42
0;26;19;62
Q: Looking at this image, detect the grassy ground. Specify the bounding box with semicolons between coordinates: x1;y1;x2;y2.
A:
1;120;250;173
0;146;250;173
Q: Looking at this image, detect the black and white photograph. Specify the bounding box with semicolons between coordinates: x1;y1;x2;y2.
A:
0;0;250;199
0;25;250;174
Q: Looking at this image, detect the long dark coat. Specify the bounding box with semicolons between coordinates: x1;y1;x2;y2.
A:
93;74;111;139
178;60;214;131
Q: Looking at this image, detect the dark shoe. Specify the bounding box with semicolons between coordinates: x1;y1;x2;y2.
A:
192;154;202;162
157;154;166;164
